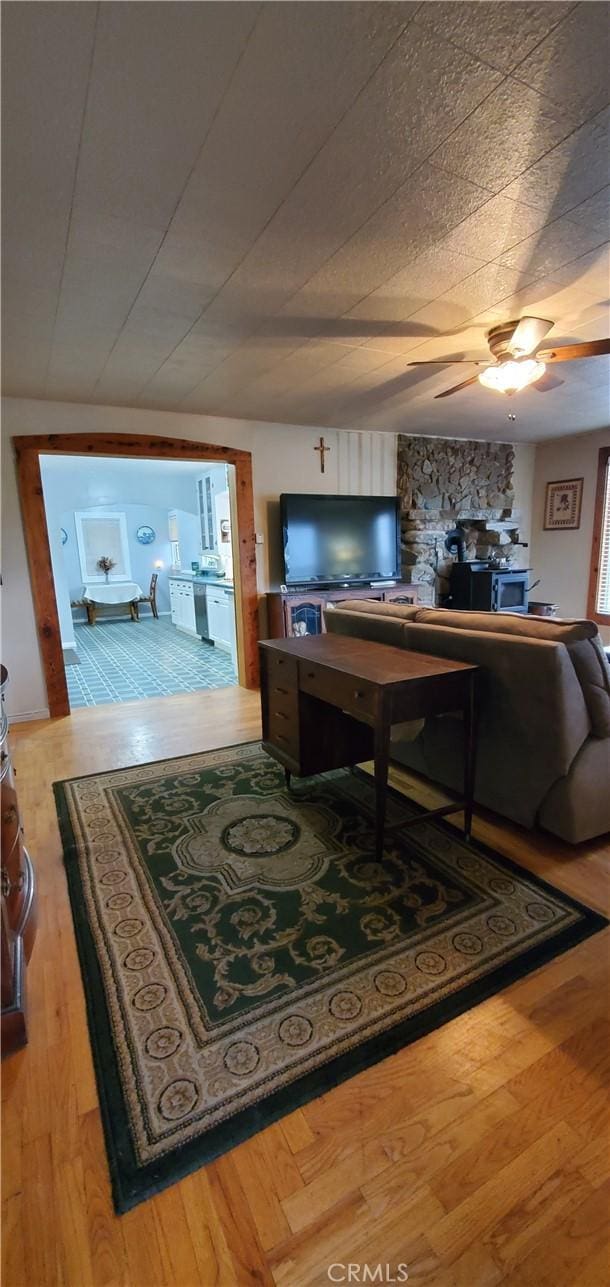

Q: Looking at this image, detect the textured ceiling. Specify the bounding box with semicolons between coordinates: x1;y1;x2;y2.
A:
2;1;609;441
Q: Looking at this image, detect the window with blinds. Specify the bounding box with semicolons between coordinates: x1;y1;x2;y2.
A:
594;453;610;616
75;510;131;582
588;447;610;623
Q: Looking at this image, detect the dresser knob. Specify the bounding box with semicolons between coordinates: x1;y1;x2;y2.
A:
354;690;364;699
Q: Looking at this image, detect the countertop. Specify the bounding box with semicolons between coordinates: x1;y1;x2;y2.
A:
168;572;234;592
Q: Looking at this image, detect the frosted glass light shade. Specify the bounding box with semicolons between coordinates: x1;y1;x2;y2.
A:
479;358;546;394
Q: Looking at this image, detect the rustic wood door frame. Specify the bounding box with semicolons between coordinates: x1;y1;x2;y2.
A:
12;432;259;718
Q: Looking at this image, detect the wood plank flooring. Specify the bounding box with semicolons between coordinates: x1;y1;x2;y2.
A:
2;687;609;1287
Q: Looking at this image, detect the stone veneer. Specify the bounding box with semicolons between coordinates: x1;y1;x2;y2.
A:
397;435;519;601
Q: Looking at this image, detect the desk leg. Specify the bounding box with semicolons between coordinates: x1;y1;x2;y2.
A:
463;672;478;841
374;714;390;861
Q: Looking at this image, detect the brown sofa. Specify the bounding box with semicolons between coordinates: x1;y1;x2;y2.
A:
324;600;610;845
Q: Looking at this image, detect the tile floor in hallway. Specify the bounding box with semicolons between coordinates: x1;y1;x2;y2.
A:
66;615;237;708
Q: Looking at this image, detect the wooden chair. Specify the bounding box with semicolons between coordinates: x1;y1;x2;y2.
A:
137;572;159;620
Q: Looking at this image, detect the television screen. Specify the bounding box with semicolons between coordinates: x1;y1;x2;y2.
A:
280;493;400;586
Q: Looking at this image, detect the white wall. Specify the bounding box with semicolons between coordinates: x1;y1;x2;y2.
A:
1;398;397;718
510;442;535;569
1;396;539;719
530;427;610;641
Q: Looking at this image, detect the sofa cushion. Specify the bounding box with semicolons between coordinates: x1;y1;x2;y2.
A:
323;605;410;648
565;636;610;737
414;607;597;644
333;599;420;620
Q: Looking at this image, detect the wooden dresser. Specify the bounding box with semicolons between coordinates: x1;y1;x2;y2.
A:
267;582;418;638
1;666;37;1056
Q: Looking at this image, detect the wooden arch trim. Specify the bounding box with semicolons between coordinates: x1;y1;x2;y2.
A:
12;432;259;718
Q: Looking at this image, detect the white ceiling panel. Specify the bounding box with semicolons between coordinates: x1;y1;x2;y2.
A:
432;77;583;195
413;2;573;75
512;2;610;126
2;1;609;440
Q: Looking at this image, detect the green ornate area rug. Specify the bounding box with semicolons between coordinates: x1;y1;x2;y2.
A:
54;742;606;1212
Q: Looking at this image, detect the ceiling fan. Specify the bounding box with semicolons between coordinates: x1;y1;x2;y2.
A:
409;317;610;398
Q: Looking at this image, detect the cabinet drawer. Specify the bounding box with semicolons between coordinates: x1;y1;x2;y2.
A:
1;755;21;856
299;662;378;720
267;680;298;720
264;653;298;688
266;710;299;756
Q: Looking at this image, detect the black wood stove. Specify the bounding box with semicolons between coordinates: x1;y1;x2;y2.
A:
449;562;531;613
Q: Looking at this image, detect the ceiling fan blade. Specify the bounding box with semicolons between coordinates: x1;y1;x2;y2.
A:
409;359;489;366
536;338;610;363
509;316;554;356
434;374;480;399
533;372;565;393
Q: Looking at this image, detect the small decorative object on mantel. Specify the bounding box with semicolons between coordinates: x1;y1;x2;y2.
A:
314;435;331;474
96;555;116;583
136;525;156;545
544;478;583;530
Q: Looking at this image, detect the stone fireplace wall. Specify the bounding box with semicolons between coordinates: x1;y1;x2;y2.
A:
397;435;517;601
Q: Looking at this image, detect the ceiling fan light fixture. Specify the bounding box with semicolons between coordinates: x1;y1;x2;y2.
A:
478;358;546;395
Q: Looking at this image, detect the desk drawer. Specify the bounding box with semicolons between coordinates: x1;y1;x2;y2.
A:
267;685;298;723
266;715;299;758
299;661;377;720
265;653;298;688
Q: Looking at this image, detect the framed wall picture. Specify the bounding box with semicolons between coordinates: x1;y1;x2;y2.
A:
543;478;584;531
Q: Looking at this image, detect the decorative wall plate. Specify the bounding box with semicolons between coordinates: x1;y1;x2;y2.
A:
60;527;68;545
136;525;156;545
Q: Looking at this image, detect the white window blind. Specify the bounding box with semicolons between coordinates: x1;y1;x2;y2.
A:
75;510;131;582
595;457;610;616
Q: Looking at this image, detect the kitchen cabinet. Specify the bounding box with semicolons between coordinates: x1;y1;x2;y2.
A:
206;585;236;658
168;578;197;634
167;509;200;571
196;466;227;553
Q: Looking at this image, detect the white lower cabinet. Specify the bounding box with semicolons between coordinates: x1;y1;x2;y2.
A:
169;579;197;634
206;587;236;659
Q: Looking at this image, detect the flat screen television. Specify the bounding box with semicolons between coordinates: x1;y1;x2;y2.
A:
280;493;401;587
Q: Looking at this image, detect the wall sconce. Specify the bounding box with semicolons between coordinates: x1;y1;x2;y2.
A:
154;559;163;569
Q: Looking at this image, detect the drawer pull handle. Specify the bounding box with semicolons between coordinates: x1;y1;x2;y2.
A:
1;867;25;899
274;711;288;721
306;671;315;679
354;690;364;700
275;733;287;744
274;686;288;696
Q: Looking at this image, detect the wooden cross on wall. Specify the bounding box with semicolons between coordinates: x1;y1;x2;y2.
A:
314;436;331;474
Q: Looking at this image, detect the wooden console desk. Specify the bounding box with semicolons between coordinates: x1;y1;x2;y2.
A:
259;634;479;859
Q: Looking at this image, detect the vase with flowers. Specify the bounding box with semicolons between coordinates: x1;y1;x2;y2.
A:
96;555;116;583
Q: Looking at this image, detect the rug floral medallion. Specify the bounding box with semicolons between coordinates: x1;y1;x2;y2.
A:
55;742;606;1210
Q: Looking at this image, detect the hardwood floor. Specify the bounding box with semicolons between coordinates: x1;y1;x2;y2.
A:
2;687;609;1287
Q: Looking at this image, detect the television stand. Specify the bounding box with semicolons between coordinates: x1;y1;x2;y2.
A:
266;582;419;639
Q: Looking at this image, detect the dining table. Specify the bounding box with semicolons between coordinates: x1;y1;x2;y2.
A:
82;581;143;625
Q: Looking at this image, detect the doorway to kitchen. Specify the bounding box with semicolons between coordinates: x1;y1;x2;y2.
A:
38;453;239;711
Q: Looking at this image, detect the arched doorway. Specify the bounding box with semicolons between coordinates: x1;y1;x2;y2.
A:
13;432;258;717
